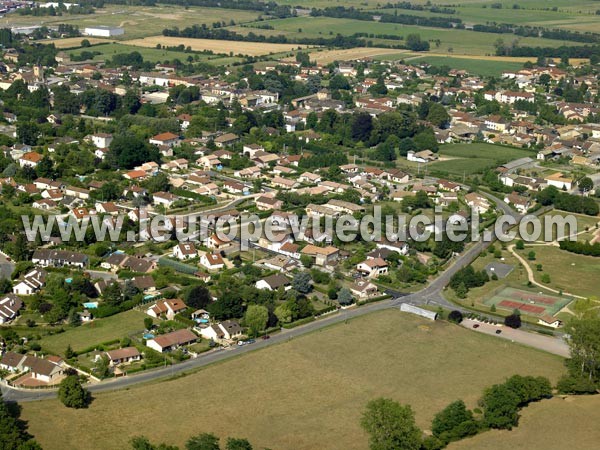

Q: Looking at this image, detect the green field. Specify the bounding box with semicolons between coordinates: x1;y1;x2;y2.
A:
236;16;587;55
21;310;565;450
520;245;600;299
451;395;600;450
429;143;536;176
66;42;242;65
39;310;150;356
401;55;525;77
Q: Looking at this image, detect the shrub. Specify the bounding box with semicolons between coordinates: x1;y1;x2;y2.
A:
504;314;521;328
448;310;463;324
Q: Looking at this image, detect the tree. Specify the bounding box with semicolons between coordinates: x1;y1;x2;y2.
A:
244;304;268;337
185;285;212;309
426;103;450;128
293;271;312;294
107;133;159;170
300;254;313;268
431;400;477;443
361;398;422;450
480;384;520;429
337;288;354;306
274;302;293;324
448;310;463;324
225;437;253;450
0;391;42;450
527;251;536;261
405;33;430;51
578;176;594;193
58;375;90;408
504;314;521;329
564;315;600;383
186;433;220;450
144;317;153;330
515;240;525;250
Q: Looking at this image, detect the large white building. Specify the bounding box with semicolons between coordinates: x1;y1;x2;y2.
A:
84;26;125;37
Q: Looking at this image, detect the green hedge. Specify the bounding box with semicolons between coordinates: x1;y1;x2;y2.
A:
282;316;316;329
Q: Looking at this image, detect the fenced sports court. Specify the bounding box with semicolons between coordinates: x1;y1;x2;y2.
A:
483;286;572;316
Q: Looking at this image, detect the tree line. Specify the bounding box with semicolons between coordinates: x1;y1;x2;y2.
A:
536;186;599;216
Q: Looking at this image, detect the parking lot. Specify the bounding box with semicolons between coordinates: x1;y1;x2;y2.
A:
461;318;569;357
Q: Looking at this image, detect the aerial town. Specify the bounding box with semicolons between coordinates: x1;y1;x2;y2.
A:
0;1;600;449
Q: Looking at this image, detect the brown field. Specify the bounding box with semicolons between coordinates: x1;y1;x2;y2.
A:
451;395;600;450
20;310;565;450
42;37;112;48
123;36;307;56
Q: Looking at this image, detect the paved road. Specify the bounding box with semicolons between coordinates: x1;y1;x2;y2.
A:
3;190;563;402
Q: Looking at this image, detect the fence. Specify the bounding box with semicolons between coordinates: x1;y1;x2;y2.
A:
158;257;198;275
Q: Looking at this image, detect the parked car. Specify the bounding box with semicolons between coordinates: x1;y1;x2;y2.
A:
237;340;245;346
495;329;502;334
247;339;256;344
262;335;270;340
472;324;480;329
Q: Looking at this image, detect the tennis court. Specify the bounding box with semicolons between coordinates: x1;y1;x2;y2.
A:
483;286;572;316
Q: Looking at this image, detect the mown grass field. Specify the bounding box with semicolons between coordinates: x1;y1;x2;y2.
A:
62;42;244;65
429;143;536;176
451;395;600;450
39;310;149;356
403;55;525;77
6;5;262;40
21;310;565;450
519;245;600;299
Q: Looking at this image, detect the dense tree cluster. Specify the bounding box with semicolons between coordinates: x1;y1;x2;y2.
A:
536;186;599;216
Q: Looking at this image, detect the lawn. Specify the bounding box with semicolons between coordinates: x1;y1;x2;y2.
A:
39;310;150;356
428;143;536;176
520;245;600;299
21;310;565;450
451;395;600;450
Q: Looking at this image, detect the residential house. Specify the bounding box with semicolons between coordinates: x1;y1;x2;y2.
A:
146;299;188;320
12;269;46;296
356;258;389;278
146;329;198;353
105;347;141;366
465;192;491;214
149;132;180;147
200;252;225;271
32;249;88;268
0;294;23;324
173;242;197;260
255;274;292;291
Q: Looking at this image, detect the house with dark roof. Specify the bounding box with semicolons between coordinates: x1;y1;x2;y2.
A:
146;329;198;353
255;274;292;291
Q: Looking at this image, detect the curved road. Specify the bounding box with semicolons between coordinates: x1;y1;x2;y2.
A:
1;193;534;403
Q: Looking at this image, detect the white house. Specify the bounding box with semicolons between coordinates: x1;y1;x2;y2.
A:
356;258;389;278
255;274;292;291
200;252;225;271
105;347;141;366
12;269;46;296
146;329;197;353
91;133;113;149
173;242;197;260
0;294;23;324
146;299;187;320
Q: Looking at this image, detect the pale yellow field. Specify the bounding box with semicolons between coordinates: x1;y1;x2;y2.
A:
123;36;306;56
307;47;412;64
423;52;588;65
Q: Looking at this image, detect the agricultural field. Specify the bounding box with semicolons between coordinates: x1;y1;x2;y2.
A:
302;47;413;64
39;310;150;356
237;16;586;55
428;143;536;176
123;36;307;57
21;310;565;450
4;4;263;40
451;395;600;450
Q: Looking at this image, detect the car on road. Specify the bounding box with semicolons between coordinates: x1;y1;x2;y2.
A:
472;324;480;329
237;341;245;346
261;335;270;340
247;339;256;344
495;329;502;334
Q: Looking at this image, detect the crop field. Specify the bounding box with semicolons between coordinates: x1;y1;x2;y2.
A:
21;310;565;450
123;36;307;56
238;16;586;55
39;310;150;356
302;47;413;64
428;143;536;176
451;395;600;450
3;5;262;40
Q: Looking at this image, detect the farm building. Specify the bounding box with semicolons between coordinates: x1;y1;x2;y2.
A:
84;26;124;37
400;303;438;320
